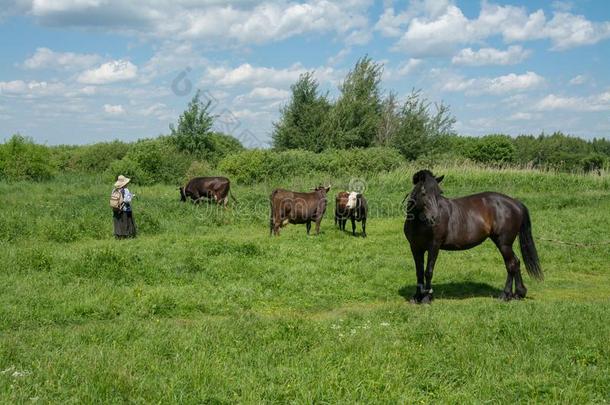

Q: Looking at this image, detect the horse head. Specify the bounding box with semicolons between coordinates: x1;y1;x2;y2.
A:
409;170;444;225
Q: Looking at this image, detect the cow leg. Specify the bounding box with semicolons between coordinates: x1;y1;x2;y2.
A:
341;218;347;231
361;217;367;238
315;218;322;235
306;220;312;235
351;216;356;236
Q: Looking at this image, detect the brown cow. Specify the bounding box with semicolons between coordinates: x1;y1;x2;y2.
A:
179;176;236;207
269;185;330;236
335;191;368;237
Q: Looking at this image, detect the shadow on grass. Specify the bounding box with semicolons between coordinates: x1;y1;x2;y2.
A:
398;281;502;301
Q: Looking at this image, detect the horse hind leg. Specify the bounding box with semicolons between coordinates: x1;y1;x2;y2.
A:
496;243;525;300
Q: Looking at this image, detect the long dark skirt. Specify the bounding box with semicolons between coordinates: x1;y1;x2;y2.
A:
113;210;136;238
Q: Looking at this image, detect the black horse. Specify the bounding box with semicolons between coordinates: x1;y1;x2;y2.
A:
404;170;543;303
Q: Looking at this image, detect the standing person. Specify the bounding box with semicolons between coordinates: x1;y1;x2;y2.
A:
110;175;136;239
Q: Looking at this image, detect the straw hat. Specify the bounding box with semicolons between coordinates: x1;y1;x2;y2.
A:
114;175;130;189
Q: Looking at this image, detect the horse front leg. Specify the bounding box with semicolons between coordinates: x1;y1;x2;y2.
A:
410;247;425;303
423;246;440;303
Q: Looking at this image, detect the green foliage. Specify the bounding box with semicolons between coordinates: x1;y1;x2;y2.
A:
273;72;331;152
106;138;191;185
391;90;456;160
0;134;55;181
169;90;216;156
467;134;517;165
323;56;383;149
205;132;244;163
218;147;403;184
56;140;131;173
581;153;605;173
183;160;212;183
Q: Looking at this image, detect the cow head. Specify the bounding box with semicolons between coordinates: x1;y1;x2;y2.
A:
313;185;331;195
179;187;187;202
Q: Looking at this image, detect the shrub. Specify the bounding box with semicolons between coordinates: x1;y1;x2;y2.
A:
581;154;605;173
218;147;403;184
106;138;191;185
0;134;55;181
467;134;516;165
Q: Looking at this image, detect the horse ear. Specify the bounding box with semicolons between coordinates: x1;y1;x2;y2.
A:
436;175;445;183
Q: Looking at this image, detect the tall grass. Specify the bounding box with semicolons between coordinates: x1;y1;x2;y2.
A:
0;164;609;402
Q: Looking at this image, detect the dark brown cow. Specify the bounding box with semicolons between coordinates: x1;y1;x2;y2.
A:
179;176;236;207
335;191;367;237
269;186;330;236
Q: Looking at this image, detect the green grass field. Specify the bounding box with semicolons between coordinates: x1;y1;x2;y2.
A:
1;165;609;403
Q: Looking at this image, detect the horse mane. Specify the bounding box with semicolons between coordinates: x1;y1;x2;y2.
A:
412;169;434;184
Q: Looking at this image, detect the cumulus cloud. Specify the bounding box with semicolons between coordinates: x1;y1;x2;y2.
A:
535;91;610;111
77;60;138;84
386;1;610;56
10;0;373;46
103;104;125;114
22;47;101;70
0;79;65;96
452;45;531;66
203;63;337;88
442;71;545;95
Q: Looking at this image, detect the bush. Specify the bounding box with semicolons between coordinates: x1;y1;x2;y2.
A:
106;138;191;185
183;160;213;183
0;134;56;181
467;134;516;165
73;141;131;172
218;147;403;184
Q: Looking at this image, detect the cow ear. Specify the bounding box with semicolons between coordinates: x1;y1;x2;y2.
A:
325;186;331;193
436;175;444;183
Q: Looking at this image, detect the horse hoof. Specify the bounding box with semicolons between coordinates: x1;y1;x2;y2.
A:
498;292;512;301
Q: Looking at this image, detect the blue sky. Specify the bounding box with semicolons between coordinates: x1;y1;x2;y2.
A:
1;0;609;146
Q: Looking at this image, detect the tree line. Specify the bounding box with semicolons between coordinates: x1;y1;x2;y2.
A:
1;55;609;182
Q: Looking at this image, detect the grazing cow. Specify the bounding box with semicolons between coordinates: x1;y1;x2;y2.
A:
335;191;367;237
179;176;236;207
270;185;330;236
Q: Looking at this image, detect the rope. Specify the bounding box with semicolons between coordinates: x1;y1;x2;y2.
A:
539;237;610;248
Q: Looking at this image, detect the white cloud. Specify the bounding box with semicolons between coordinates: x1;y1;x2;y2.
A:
246;87;290;100
22;47;101;70
77;60;138;84
569;74;587;85
375;7;410;37
535;91;610;111
442;71;544;95
452;46;531;66
103;104;125;114
0;80;65;96
203;63;337;88
508;112;540;121
388;2;610;56
16;0;373;46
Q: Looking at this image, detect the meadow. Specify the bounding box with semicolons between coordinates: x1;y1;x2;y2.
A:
1;164;609;403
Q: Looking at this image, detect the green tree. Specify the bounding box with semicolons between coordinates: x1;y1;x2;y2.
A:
169;90;215;156
391;90;456;160
376;91;400;147
272;72;330;152
323;56;383;149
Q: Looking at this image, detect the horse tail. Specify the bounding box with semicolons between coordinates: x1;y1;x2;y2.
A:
518;205;543;281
